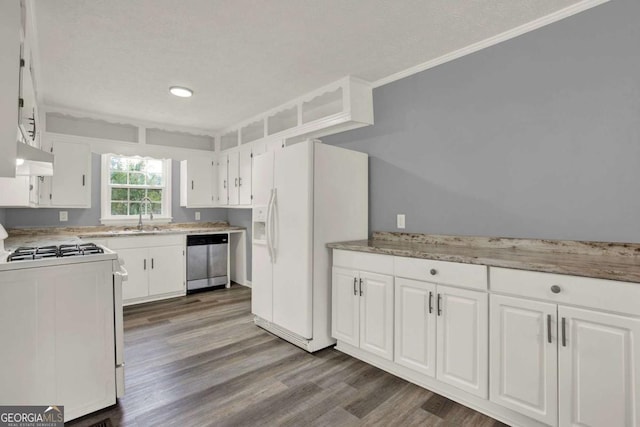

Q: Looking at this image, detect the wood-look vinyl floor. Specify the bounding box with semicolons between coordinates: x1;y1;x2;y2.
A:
68;285;507;427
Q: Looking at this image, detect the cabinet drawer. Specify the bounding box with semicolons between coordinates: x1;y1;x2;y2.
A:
106;234;185;249
333;250;393;275
490;267;640;316
394;257;487;290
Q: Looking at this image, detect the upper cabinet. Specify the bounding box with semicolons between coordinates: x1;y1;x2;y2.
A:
0;0;21;177
180;157;216;208
217;76;373;153
37;138;92;208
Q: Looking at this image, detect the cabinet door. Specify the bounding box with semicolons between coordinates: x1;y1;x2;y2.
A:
436;285;488;398
148;245;185;296
0;176;31;206
118;248;149;301
51;140;91;207
217;154;228;205
559;306;640;427
331;267;359;347
239;145;252;205
184;157;213;206
0;0;20;178
490;295;558;426
360;271;394;360
227;150;240;205
395;278;436;377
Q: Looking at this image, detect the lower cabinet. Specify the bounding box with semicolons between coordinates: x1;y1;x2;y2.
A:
490;268;640;427
333;251;640;427
106;235;185;305
395;277;488;398
490;295;558;426
332;266;394;360
558;306;640;427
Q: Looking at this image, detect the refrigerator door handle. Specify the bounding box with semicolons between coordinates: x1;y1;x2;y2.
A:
270;188;278;263
266;189;274;262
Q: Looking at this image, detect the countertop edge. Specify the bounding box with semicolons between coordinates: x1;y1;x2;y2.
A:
327;242;640;284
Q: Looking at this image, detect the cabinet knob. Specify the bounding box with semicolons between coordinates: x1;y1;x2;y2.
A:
551;285;561;294
430;269;437;276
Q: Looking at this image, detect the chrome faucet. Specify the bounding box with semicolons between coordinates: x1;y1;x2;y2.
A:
137;197;154;230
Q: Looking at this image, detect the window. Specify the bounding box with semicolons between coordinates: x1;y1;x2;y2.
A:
101;154;172;224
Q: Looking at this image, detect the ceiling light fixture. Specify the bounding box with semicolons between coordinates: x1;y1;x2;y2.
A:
169;86;193;98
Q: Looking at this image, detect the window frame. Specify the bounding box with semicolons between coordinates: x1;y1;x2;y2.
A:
100;153;173;225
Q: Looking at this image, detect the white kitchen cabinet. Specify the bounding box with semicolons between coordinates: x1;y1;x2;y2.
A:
180;157;216;207
217;154;228;205
222;146;253;206
106;235;185;305
393;275;488;398
148;245;185;295
0;175;38;207
227;150;240;205
436;285;488;399
490;267;640;426
0;0;21;177
394;277;437;377
238;144;252;205
558;306;640;427
38;139;91;208
490;295;558;426
117;247;148;300
0;260;116;421
331;266;394;360
331;267;360;347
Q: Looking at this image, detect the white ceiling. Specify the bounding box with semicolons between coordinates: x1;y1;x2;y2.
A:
34;0;586;132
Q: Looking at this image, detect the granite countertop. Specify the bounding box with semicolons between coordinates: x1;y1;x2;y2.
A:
4;222;245;251
327;232;640;283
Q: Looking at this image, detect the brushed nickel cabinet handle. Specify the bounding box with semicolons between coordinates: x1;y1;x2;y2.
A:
428;291;433;314
191;180;194;190
551;285;561;294
437;293;442;316
547;314;552;343
562;317;567;347
151;258;154;269
353;277;357;296
359;278;363;296
430;269;437;276
144;259;146;270
82;174;86;186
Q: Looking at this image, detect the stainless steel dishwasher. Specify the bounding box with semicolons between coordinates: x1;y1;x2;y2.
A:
186;234;228;293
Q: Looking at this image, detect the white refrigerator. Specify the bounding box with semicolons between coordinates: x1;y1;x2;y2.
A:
251;140;368;352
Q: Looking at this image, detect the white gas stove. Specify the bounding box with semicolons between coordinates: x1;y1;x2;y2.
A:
0;242;118;271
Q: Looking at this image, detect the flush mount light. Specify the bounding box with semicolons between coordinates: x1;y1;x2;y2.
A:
169;86;193;98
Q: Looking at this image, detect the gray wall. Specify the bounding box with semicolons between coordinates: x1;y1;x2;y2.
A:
227;208;252;281
3;155;227;227
324;0;640;243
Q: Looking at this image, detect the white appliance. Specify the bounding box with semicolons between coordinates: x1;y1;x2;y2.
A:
0;243;126;422
252;140;368;352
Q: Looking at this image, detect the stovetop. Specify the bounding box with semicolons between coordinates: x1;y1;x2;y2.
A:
7;243;105;262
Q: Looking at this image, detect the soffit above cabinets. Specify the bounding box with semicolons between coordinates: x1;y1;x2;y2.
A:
34;0;599;131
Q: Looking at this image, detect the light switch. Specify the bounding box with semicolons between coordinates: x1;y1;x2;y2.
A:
59;211;68;222
397;214;405;229
195;211;201;221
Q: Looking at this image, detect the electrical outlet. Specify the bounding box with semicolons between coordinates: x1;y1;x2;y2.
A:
195;211;201;221
59;211;68;222
397;214;406;229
